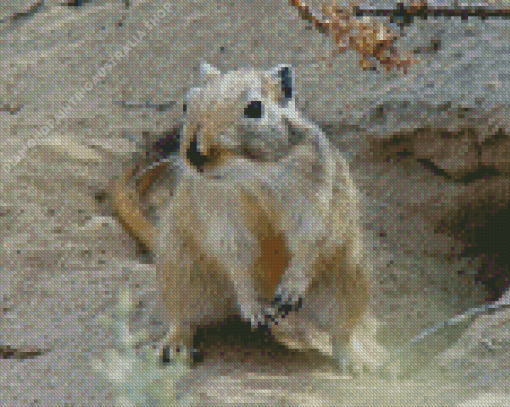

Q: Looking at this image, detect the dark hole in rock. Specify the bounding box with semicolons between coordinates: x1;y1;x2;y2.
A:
445;203;510;302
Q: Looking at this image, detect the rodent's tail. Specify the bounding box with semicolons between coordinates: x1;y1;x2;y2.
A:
111;160;162;251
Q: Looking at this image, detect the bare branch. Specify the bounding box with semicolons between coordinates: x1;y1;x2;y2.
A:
290;0;420;72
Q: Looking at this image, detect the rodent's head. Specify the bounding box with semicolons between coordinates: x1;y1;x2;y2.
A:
181;62;297;171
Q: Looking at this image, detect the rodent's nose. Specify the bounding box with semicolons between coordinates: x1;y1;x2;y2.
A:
185;137;221;172
186;138;209;170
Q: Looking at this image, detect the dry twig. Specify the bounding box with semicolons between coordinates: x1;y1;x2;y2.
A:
290;0;422;72
291;0;510;72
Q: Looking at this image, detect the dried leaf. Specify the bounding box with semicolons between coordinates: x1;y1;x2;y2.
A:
291;0;421;72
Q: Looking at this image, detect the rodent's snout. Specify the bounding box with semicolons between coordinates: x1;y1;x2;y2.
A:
186;137;209;171
185;136;222;172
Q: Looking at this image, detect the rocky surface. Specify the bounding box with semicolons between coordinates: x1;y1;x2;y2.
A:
1;0;509;405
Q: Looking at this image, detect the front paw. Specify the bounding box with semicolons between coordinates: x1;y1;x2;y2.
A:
271;287;303;316
160;344;196;367
252;288;303;330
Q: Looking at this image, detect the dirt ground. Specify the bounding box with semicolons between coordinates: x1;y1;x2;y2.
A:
2;1;510;406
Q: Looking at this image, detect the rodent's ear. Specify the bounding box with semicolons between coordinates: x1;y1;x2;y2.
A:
199;61;221;83
267;65;293;102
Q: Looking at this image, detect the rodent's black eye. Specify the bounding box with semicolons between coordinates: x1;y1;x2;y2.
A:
244;101;262;119
183;103;187;113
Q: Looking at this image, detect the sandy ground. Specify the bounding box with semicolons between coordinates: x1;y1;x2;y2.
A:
1;1;510;405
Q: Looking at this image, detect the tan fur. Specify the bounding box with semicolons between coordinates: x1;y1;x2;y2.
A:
112;160;156;250
111;62;387;372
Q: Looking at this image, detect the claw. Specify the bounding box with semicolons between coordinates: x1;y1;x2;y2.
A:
253;290;303;331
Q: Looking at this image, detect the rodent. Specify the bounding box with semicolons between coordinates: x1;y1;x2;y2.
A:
111;61;388;374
